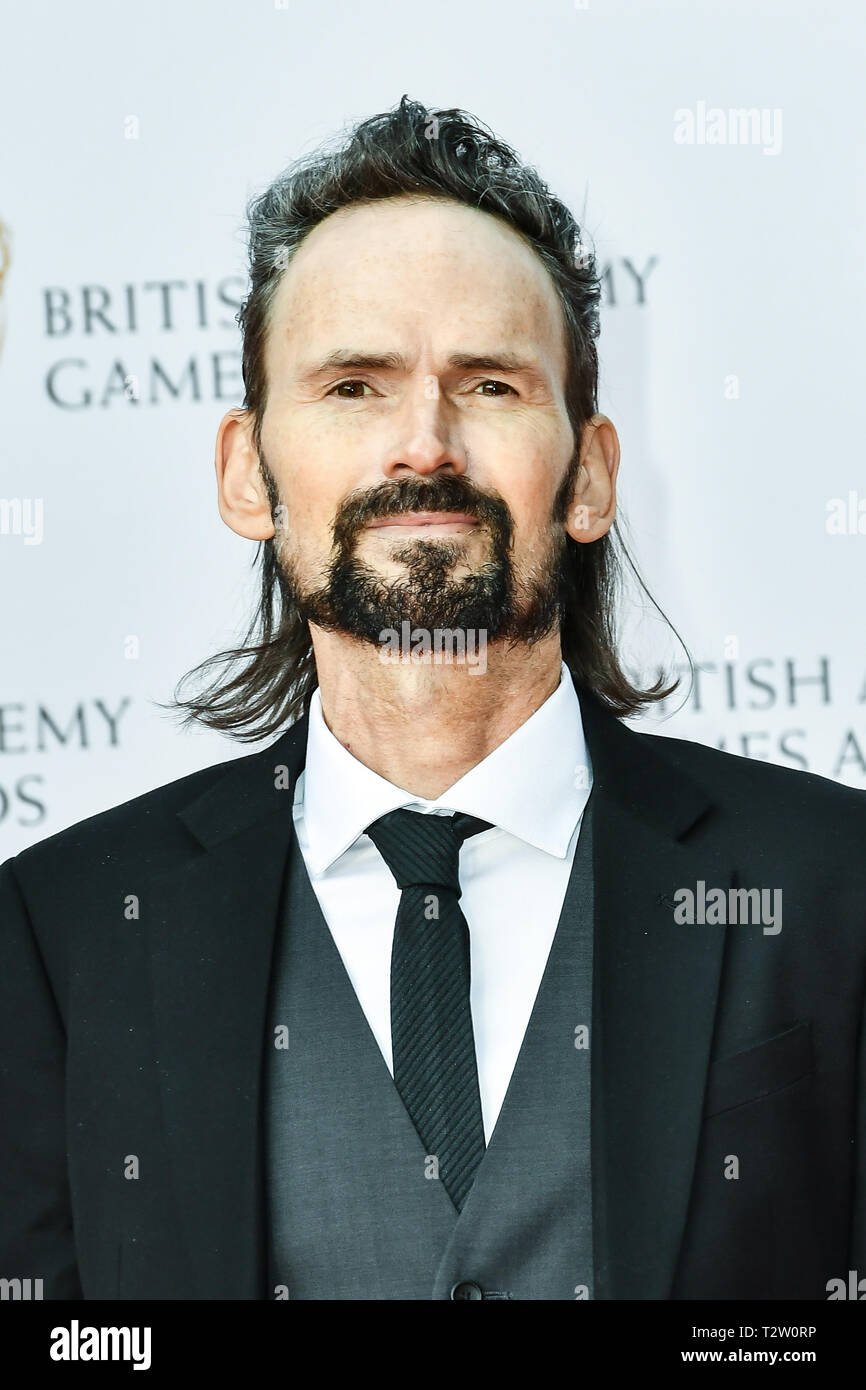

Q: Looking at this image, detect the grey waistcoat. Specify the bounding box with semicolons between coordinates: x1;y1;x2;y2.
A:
264;794;595;1300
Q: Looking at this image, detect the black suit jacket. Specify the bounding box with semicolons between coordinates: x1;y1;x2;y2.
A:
2;678;865;1300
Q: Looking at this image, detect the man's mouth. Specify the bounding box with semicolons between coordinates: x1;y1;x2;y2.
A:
365;511;479;531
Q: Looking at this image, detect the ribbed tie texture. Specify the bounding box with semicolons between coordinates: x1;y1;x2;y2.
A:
364;807;492;1212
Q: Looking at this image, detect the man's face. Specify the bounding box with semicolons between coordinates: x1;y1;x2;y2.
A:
257;194;577;641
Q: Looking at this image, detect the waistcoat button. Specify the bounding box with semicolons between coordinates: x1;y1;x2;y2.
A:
450;1281;483;1300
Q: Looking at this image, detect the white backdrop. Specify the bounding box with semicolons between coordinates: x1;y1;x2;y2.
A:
2;0;865;857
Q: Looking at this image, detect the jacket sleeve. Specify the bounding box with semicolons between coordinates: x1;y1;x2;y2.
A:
0;855;82;1298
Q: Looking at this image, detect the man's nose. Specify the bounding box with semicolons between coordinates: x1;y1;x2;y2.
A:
382;381;467;478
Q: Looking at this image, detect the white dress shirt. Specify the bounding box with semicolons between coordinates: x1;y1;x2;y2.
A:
292;660;593;1143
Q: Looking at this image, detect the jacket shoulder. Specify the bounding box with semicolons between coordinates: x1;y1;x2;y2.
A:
634;721;866;829
7;744;269;881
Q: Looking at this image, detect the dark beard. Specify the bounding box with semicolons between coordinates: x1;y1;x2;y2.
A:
276;471;573;647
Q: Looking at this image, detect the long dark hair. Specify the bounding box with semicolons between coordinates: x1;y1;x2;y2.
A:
166;95;686;741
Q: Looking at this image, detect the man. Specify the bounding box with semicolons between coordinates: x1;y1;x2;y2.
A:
1;96;865;1302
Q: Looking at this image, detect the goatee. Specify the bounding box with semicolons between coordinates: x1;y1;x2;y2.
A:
275;471;573;647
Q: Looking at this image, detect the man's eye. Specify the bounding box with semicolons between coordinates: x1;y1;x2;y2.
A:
330;380;372;398
473;379;517;396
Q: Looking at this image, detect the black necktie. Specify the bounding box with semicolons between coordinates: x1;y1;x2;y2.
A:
364;807;492;1212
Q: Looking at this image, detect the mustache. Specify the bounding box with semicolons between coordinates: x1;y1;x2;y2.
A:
330;474;514;552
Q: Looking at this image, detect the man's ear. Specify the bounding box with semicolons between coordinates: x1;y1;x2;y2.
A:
214;408;276;541
564;413;620;544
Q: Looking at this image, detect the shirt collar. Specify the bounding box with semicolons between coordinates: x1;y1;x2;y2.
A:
297;661;592;874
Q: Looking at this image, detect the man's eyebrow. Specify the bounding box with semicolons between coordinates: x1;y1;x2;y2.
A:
297;350;405;379
445;351;544;376
295;349;548;380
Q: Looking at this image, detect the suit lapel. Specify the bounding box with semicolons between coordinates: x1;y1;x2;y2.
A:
577;684;731;1299
148;715;308;1299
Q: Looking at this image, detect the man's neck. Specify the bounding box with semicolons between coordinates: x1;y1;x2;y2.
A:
310;627;565;800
